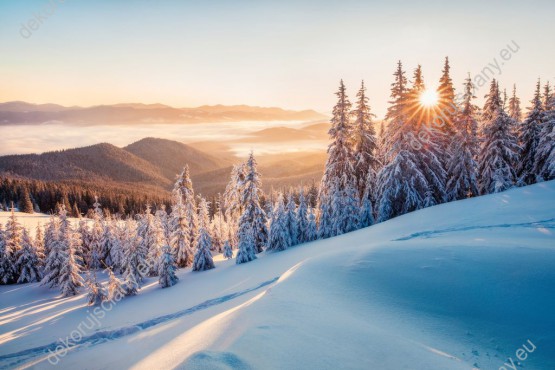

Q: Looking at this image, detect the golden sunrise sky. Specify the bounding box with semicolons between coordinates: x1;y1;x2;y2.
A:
1;0;554;117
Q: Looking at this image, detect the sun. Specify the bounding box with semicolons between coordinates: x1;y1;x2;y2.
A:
419;88;438;107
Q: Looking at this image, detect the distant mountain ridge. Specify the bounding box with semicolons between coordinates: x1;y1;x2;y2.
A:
0;138;229;189
0;137;325;199
0;101;327;125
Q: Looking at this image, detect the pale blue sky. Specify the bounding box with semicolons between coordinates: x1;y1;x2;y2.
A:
0;0;553;117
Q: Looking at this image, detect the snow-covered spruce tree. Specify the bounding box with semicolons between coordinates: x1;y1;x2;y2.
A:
174;166;198;254
158;245;179;288
35;224;45;269
106;266;125;301
155;205;171;246
43;216;58;258
306;207;318;242
137;205;164;276
376;121;387;173
534;84;555;181
57;206;84;296
332;174;360;234
85;272;107;306
296;189;309;244
0;223;10;284
267;193;291;252
2;208;22;284
508;84;522;135
223;164;245;249
236;152;268;263
210;195;226;253
517;80;544;185
223;240;233;260
406;65;446;207
88;197;104;269
351;81;379;202
285;192;298;246
101;215;116;268
376;62;430;222
77;217;90;268
236;224;256;265
170;195;193;268
108;220;124;273
446;75;479;200
121;219;144;296
358;171;375;228
317;196;332;239
15;228;42;283
41;216;62;288
478;80;519;194
318;80;360;236
193;198;215;271
435;57;457;145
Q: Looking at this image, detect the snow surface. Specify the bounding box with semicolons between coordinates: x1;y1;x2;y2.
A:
1;182;554;369
0;212;84;231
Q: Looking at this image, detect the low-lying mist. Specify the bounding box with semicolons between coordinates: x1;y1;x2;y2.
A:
3;120;328;157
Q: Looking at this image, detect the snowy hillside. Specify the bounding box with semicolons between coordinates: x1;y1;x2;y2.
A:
1;182;554;369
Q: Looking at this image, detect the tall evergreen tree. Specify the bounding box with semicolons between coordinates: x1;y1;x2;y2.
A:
15;228;42;283
170;195;193;268
2;207;22;283
35;224;45;269
77;217;90;268
0;223;10;284
236;153;267;263
306;207;318;242
296;189;309;244
534;83;555;181
517;80;544;185
101;215;116;267
223;164;245;249
543;82;552;111
57;206;84;296
170;196;193;267
285;192;298;246
317;198;333;239
193;198;215;271
267;193;291;252
137;206;165;276
318;80;360;236
358;171;375;228
446;75;479;200
478;79;519;194
436;57;457;136
174;166;198;252
211;195;226;253
41;216;62;288
351;81;379;200
508;84;522;123
158;245;179;287
89;197;104;269
122;219;144;296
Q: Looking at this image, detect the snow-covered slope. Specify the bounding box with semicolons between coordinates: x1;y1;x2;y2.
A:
1;182;554;369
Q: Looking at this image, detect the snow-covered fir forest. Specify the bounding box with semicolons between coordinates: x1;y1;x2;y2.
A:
1;58;554;306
